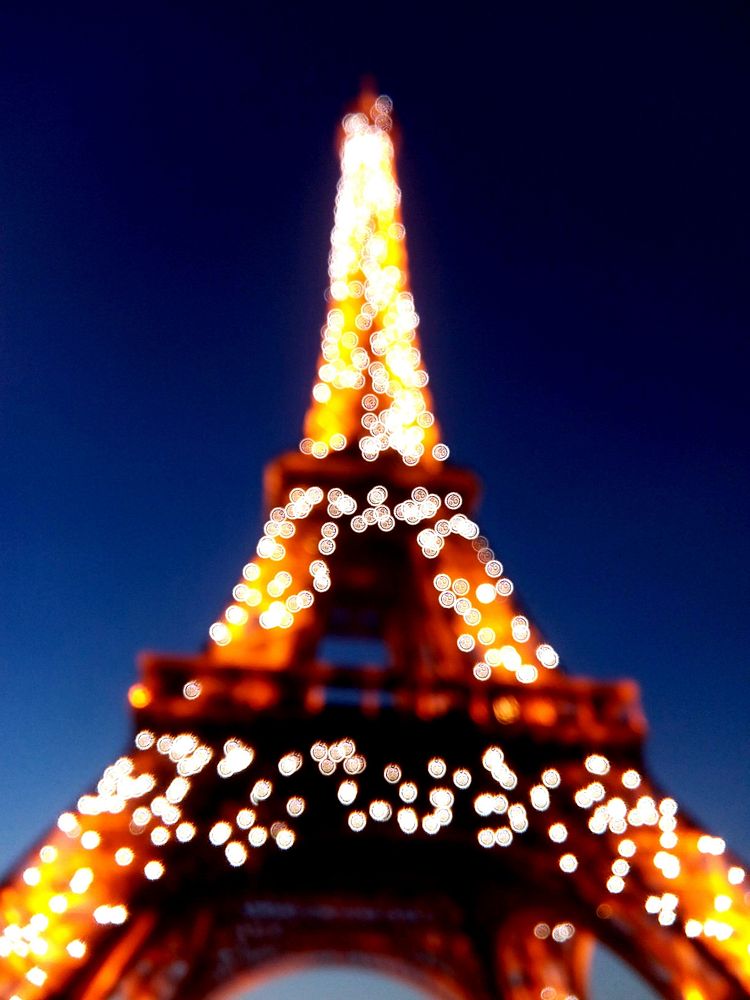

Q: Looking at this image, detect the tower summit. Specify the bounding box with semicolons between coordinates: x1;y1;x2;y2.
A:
1;94;749;1000
300;90;445;466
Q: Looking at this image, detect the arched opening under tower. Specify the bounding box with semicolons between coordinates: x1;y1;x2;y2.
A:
591;944;662;1000
205;951;665;1000
207;962;451;1000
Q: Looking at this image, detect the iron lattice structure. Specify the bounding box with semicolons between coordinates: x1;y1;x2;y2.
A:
2;94;749;1000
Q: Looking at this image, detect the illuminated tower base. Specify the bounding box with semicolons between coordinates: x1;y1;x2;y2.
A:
1;95;748;1000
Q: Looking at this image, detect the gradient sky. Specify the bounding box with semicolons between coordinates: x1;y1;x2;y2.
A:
1;5;748;998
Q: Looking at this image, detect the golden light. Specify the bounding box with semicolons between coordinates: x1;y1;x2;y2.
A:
209;822;232;846
57;813;79;835
175;821;196;842
80;831;100;850
275;829;295;850
127;683;152;709
69;868;93;894
143;861;164;881
225;842;247;867
248;826;268;847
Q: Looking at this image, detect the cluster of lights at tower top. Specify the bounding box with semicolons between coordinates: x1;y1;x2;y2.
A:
301;94;444;466
2;94;749;1000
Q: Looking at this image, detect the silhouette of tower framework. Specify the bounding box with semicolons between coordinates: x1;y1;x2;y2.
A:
1;93;749;1000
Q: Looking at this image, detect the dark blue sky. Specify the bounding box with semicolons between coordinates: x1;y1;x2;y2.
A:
1;5;748;997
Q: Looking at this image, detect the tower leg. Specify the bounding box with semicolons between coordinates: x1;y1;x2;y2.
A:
494;913;592;1000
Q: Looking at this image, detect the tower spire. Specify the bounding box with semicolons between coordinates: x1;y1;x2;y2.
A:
301;93;446;467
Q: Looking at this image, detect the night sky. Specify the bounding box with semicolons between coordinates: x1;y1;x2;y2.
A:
1;5;748;998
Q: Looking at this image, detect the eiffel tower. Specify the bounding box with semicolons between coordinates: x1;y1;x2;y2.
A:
1;92;748;1000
